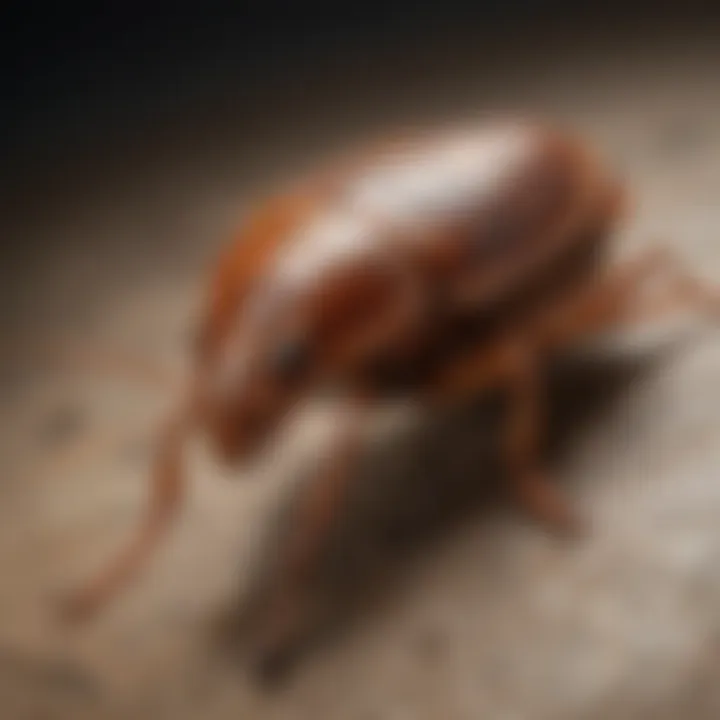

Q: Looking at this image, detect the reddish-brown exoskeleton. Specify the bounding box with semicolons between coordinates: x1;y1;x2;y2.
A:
61;118;720;668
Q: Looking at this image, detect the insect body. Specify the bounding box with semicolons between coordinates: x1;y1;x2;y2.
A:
197;123;618;456
63;119;720;670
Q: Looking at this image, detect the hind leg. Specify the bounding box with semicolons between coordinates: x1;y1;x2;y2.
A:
422;244;720;536
538;245;720;348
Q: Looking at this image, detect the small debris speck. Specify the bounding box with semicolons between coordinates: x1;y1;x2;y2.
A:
414;627;448;663
36;404;87;448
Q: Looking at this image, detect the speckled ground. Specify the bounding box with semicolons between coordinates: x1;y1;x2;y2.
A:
3;19;720;720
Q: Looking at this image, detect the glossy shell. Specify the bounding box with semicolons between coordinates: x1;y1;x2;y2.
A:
198;121;625;372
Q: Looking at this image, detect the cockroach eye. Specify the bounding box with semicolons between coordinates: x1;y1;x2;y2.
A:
271;336;311;380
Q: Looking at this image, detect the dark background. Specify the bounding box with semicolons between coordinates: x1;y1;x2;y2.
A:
5;1;556;146
2;2;708;182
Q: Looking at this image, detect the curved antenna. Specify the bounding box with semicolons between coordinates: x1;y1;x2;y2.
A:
57;384;197;622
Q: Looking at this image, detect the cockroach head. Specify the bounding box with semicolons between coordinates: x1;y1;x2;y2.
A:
196;254;415;464
196;280;318;464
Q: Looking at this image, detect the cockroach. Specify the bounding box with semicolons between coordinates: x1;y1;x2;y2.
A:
60;118;720;669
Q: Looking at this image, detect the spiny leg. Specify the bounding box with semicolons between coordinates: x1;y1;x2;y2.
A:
251;400;367;681
621;245;720;324
500;349;583;535
498;244;720;530
417;245;720;537
424;341;581;536
538;245;720;348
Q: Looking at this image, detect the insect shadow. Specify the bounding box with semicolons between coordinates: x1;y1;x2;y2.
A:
211;346;666;686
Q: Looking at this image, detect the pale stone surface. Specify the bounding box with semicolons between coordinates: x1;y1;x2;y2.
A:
2;21;720;720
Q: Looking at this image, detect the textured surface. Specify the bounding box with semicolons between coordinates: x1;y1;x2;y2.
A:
3;21;720;720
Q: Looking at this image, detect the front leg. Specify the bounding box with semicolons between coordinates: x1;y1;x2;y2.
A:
424;339;582;536
251;399;367;681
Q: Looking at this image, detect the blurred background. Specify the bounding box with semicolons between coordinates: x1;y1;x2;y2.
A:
3;2;720;718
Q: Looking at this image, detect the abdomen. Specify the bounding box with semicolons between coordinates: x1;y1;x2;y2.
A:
336;121;624;301
346;123;625;393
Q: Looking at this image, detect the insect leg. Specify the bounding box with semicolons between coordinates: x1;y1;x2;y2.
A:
500;348;583;535
424;342;582;535
618;245;720;325
536;245;720;349
252;400;368;680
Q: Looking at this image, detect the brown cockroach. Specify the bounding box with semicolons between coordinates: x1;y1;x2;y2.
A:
60;118;720;667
